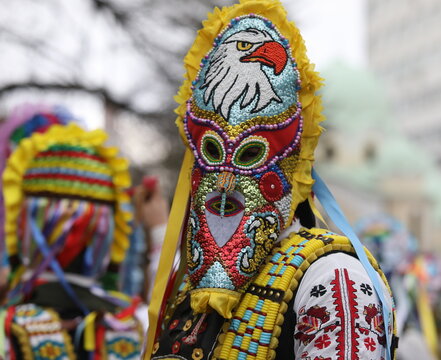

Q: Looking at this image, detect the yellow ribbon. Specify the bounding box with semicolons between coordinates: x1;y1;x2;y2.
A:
0;309;6;357
144;149;193;359
84;312;98;351
415;256;439;358
308;194;328;228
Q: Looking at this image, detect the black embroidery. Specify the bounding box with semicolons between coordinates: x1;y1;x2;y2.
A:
310;284;326;297
360;283;373;296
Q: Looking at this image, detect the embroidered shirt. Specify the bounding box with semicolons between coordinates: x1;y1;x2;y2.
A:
293;252;393;360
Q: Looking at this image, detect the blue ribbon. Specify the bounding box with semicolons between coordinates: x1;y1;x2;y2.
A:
28;200;90;315
91;209;114;277
312;169;392;360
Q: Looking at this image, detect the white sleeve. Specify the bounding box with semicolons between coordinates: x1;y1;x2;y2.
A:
293;252;393;360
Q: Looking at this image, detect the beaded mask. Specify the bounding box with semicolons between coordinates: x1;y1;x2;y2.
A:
175;4;324;318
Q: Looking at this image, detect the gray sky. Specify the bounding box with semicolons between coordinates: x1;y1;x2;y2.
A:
283;0;367;70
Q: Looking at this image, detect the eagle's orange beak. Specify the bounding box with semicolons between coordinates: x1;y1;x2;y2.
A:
240;41;288;75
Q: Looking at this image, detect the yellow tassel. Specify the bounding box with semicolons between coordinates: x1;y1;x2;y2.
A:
84;312;97;351
308;194;328;227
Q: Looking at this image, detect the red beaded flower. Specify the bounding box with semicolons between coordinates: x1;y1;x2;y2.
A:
259;171;283;201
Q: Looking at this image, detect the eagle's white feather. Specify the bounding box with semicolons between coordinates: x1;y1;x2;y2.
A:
201;29;282;120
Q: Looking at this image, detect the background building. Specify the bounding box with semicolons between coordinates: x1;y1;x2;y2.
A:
368;0;441;163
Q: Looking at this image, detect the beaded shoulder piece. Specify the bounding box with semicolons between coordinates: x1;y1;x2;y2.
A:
100;315;144;360
5;303;143;360
6;303;75;360
213;228;395;360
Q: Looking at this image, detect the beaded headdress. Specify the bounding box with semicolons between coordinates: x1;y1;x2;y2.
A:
2;123;132;275
147;0;324;350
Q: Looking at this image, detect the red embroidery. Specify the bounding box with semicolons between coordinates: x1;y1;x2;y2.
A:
295;306;331;345
364;337;377;351
300;353;331;360
361;304;387;346
294;262;391;358
330;268;360;359
314;334;331;349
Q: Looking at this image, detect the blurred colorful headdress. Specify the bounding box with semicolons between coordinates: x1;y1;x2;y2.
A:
0;104;74;262
2;123;132;268
355;214;418;276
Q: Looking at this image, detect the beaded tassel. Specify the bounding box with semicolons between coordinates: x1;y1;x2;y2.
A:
220;191;227;218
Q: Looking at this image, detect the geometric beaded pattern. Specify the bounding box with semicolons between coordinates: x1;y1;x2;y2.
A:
105;326;143;360
11;303;75;360
214;228;394;360
23;144;115;203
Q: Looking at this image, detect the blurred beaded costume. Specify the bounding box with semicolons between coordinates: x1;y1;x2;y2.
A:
356;215;440;359
1;124;143;359
146;1;397;359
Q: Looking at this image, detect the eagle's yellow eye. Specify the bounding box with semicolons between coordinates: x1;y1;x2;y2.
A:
237;41;253;51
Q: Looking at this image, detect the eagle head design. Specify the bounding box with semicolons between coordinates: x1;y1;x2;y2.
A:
200;28;288;120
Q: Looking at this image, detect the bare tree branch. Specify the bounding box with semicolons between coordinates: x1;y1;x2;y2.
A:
0;81;166;120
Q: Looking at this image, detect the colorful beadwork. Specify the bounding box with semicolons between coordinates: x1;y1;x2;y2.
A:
184;100;302;175
9;303;75;360
258;171;283;202
214;228;396;360
191;15;301;124
105;328;142;360
232;136;270;169
23;144;115;203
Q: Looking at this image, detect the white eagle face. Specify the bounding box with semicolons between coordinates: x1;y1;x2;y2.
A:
200;28;288;120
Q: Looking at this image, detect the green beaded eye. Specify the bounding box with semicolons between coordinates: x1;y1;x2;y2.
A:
233;136;269;169
201;131;225;165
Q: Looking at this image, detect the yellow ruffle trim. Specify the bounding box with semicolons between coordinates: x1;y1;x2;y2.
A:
174;0;325;225
190;288;241;319
2;123;132;264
